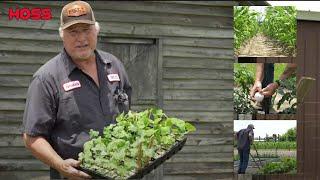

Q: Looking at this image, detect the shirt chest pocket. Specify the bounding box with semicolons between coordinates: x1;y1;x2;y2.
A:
57;92;82;130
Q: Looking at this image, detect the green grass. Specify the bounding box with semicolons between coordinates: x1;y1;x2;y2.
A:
234;63;287;82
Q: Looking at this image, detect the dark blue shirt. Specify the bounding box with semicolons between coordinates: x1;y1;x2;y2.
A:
237;128;254;150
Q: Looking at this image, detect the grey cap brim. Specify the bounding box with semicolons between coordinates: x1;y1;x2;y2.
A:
60;19;95;30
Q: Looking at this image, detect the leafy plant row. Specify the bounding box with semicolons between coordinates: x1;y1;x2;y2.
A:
78;108;196;179
262;6;297;55
253;141;296;150
234;6;260;50
258;157;296;174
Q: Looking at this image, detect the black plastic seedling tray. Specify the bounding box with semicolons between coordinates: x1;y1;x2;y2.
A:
79;137;187;179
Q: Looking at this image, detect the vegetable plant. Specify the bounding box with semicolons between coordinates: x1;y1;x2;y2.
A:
258;157;296;174
234;6;260;50
262;6;297;55
78;108;196;179
234;6;297;56
253;142;296;150
274;75;297;114
234;64;255;114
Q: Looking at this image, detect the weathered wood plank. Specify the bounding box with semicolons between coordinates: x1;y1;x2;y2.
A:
0;63;40;75
163;100;233;112
163;68;233;80
0;39;62;53
0;27;156;45
0;147;33;159
0;75;32;87
163;45;233;59
0;123;23;135
2;5;232;29
0;171;49;180
131;104;157;112
0;110;24;123
0;18;233;38
163;79;233;90
191;122;233;135
0;27;60;41
185;136;233;146
165;111;233;123
0;119;234;136
0;51;55;64
163;162;233;174
0;100;26;111
180;145;233;153
0;159;49;171
158;1;236;7
165;153;232;163
0;87;27;99
163;89;232;101
13;1;233;17
163;37;233;48
88;10;233;29
163;56;233;69
0;135;24;147
99;22;234;38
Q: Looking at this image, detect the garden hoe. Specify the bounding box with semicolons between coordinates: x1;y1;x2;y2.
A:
249;143;263;170
249;152;261;170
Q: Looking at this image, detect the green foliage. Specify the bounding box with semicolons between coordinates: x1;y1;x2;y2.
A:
253;141;296;150
234;6;296;55
234;154;240;161
234;6;260;50
279;127;296;142
262;6;297;55
275;75;297;114
258;157;296;174
78;108;196;179
234;64;255;114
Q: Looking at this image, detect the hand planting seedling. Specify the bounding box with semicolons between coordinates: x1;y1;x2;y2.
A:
78;108;196;179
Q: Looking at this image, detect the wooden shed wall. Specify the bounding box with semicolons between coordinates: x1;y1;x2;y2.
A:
296;20;320;179
0;1;235;179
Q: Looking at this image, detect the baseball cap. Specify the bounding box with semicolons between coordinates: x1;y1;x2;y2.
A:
247;124;255;129
60;1;96;30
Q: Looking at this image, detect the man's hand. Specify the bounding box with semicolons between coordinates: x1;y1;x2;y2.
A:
56;159;91;179
250;81;262;100
260;82;279;97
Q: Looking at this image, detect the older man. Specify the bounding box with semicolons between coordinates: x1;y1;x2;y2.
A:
22;1;132;179
235;124;255;174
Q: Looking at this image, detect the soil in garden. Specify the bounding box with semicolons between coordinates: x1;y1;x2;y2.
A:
237;33;291;57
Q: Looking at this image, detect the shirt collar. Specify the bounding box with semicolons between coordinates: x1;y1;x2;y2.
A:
61;49;112;76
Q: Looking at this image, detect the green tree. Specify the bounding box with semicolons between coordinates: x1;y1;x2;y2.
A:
280;127;296;142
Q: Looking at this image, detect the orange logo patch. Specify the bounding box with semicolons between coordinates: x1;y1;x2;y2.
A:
67;5;87;17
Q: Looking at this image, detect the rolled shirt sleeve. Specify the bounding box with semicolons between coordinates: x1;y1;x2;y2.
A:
23;76;57;139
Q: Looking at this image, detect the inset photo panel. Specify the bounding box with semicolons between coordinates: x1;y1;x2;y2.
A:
234;6;297;57
234;120;297;176
234;63;298;120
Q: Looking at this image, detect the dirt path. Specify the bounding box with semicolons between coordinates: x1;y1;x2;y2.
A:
237;33;290;57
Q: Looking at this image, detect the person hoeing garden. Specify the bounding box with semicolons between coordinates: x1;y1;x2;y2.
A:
235;124;255;174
